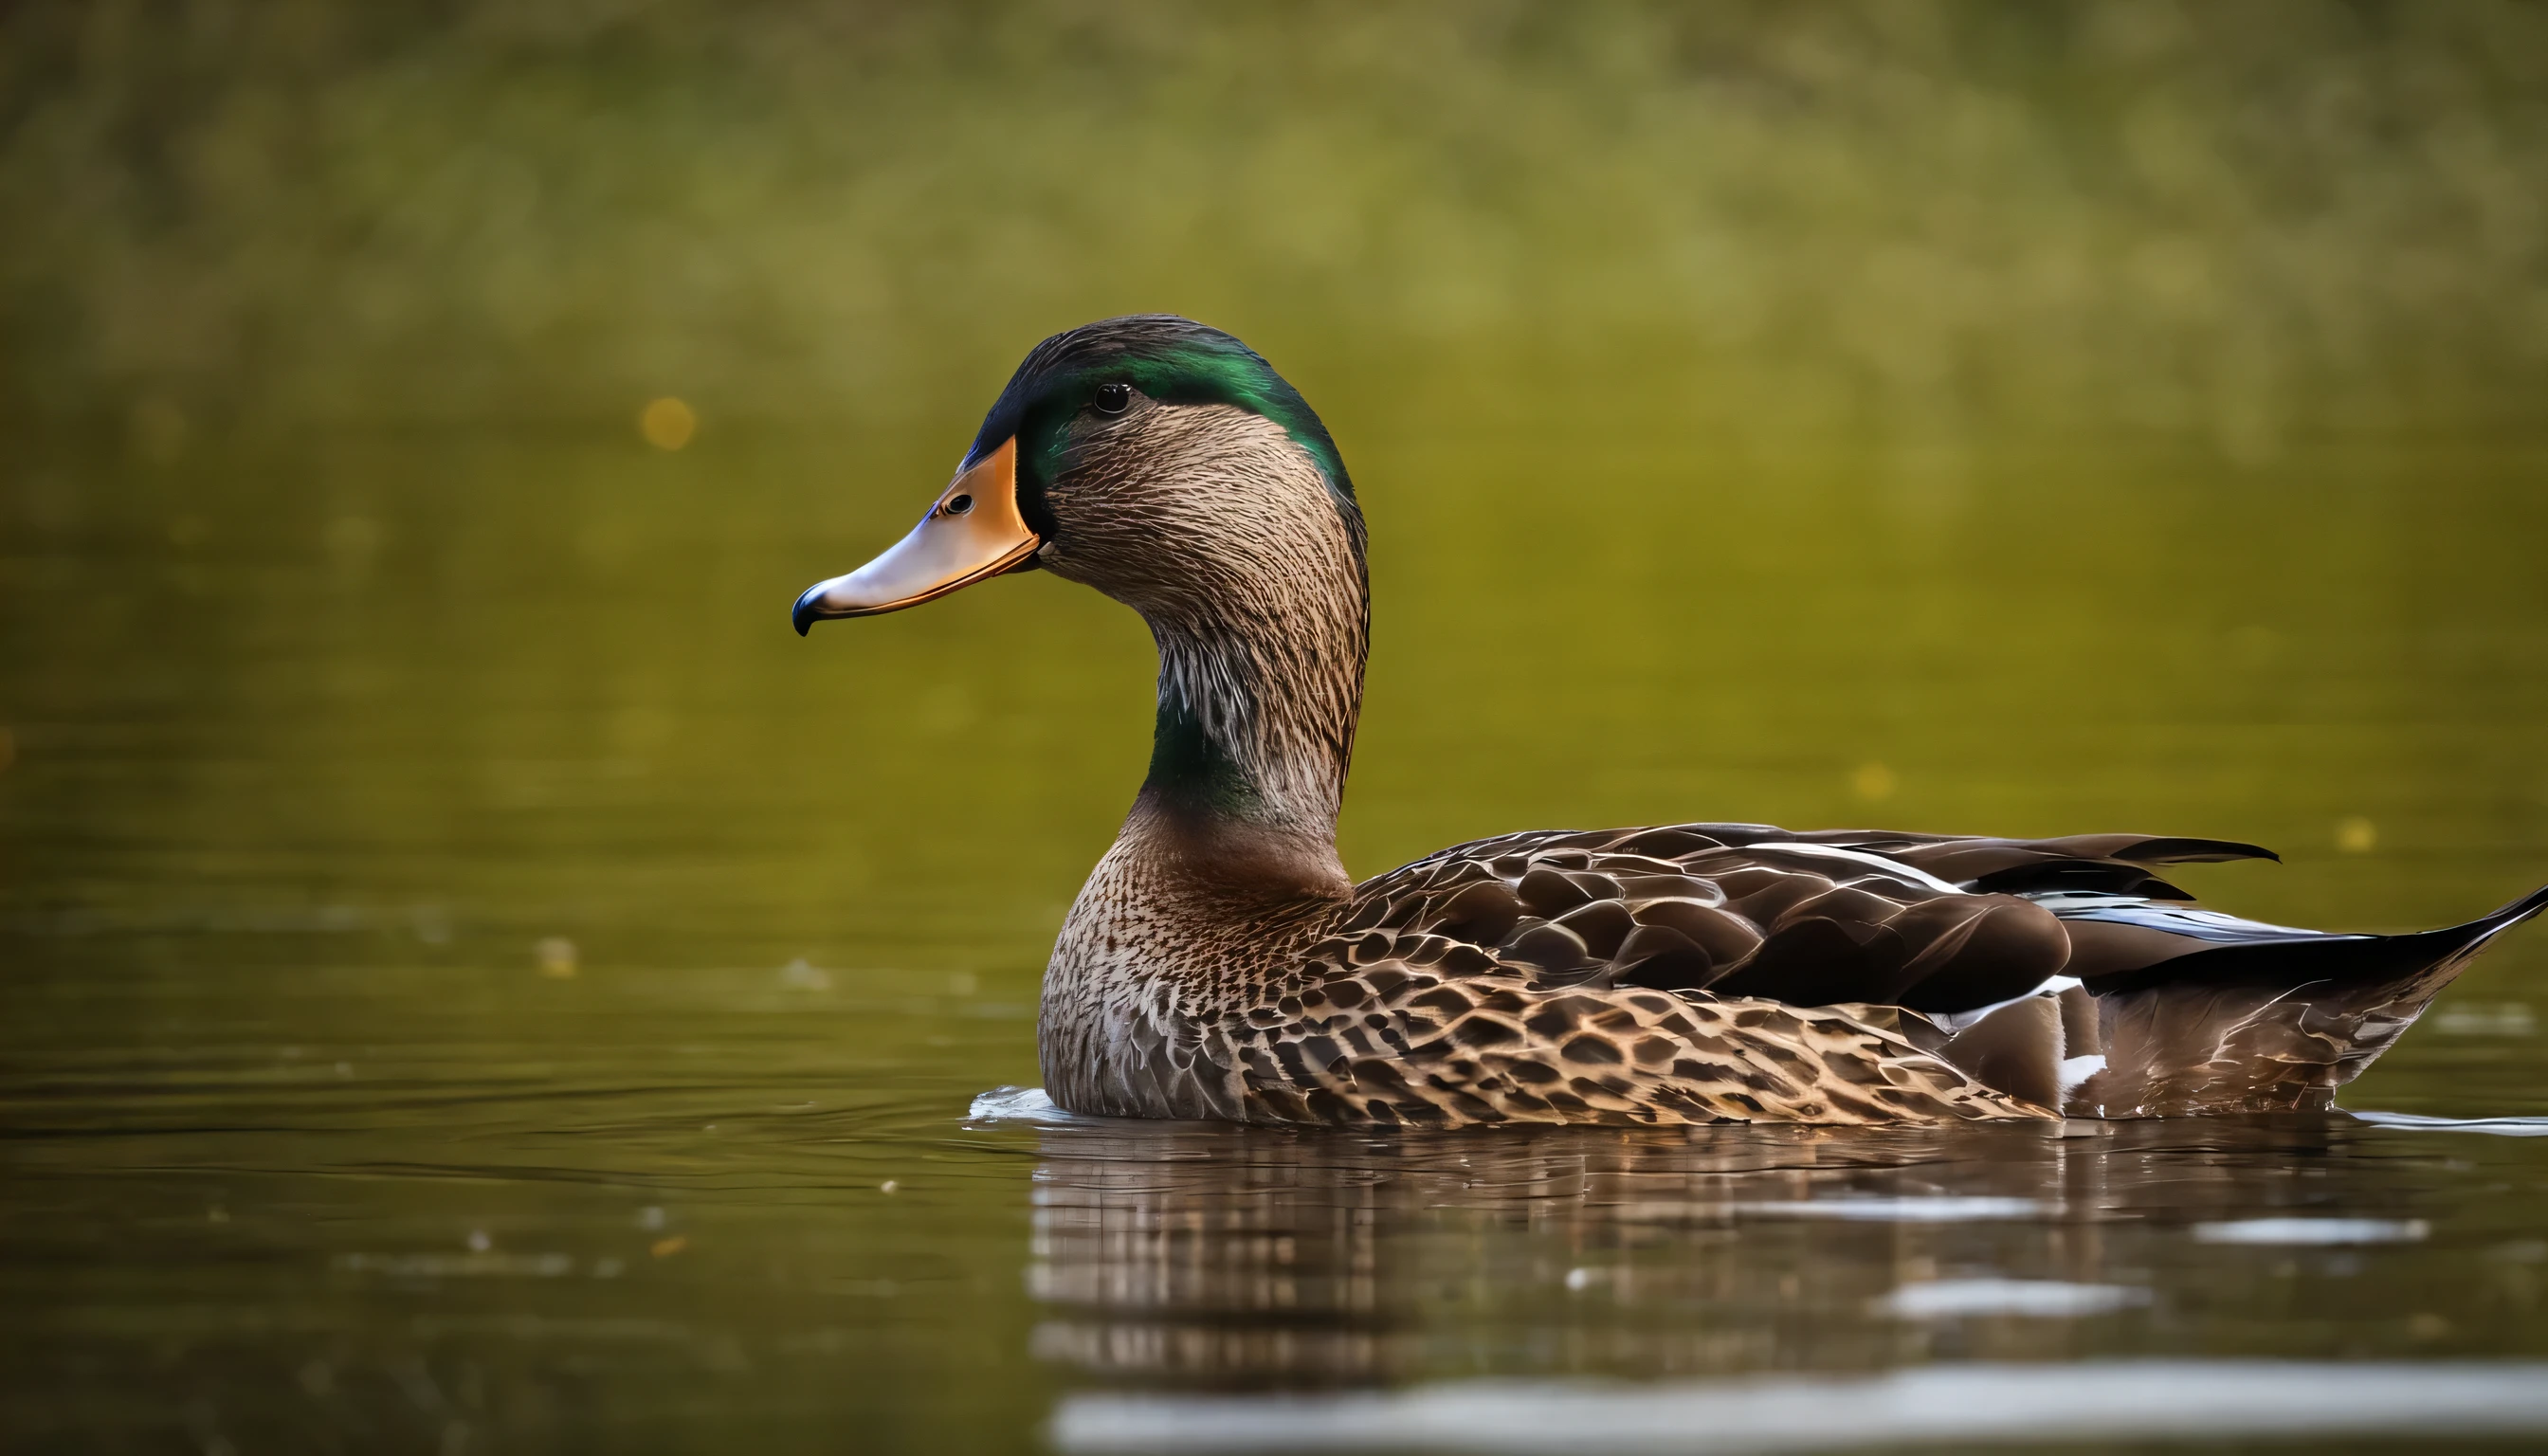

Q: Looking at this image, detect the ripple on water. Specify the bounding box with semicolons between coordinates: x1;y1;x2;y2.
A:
1048;1362;2548;1453
2193;1218;2431;1246
2351;1110;2548;1138
1695;1197;2054;1223
1872;1280;2152;1319
967;1084;1076;1125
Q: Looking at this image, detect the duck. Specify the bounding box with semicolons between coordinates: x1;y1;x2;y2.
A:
793;315;2547;1127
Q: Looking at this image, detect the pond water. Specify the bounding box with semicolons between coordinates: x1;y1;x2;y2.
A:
6;416;2547;1453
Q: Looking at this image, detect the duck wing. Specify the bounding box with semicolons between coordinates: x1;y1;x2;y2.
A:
1338;822;2273;1010
1327;823;2546;1115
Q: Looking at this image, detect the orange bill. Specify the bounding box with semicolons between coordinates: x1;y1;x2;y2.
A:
792;439;1040;633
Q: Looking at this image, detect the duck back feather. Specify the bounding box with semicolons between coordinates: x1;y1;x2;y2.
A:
1266;822;2548;1121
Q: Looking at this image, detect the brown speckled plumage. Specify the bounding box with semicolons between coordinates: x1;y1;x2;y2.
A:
801;315;2548;1128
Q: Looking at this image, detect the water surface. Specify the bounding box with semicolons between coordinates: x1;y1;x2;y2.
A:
6;420;2547;1451
10;10;2548;1449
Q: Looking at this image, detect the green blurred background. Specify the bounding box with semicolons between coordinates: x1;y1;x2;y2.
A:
9;1;2548;437
6;6;2548;1447
9;0;2546;962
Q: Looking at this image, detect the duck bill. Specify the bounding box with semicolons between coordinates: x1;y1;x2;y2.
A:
792;438;1040;633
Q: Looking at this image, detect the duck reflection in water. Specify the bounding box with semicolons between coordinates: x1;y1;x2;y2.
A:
1018;1115;2477;1389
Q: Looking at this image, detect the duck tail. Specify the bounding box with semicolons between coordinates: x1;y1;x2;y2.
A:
2067;882;2548;1119
2466;881;2548;944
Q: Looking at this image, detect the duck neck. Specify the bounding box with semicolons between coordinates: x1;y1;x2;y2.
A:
1127;574;1365;902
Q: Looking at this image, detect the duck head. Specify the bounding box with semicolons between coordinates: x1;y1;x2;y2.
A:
794;316;1370;887
792;315;1362;628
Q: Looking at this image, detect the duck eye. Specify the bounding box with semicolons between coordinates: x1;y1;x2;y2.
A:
1093;382;1132;415
942;494;974;516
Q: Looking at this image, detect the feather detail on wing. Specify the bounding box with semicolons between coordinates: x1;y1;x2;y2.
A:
1287;823;2543;1118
